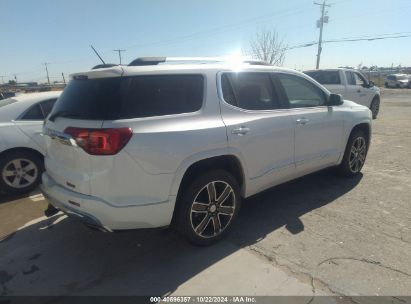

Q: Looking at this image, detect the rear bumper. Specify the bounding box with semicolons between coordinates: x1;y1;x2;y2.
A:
40;172;176;230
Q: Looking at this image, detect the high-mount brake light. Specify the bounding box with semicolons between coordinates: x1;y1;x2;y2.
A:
64;127;132;155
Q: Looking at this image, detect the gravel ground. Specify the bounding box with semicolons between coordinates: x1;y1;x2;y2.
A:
0;89;410;298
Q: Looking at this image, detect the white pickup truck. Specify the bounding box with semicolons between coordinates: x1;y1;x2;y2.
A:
304;68;380;119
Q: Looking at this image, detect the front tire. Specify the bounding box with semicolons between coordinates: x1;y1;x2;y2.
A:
337;130;368;177
174;170;241;246
0;151;43;194
370;97;380;119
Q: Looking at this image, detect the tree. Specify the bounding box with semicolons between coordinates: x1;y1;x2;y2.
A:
246;28;286;66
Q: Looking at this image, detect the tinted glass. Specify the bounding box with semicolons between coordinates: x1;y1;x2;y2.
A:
353;73;365;86
40;99;57;117
221;73;280;110
21;104;44;120
304;71;341;85
346;72;356;85
0;98;17;108
277;74;326;108
50;75;204;120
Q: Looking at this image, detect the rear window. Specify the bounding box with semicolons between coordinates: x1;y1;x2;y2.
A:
50;75;204;120
304;71;341;85
0;98;17;108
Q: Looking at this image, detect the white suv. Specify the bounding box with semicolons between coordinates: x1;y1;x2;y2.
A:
41;57;372;245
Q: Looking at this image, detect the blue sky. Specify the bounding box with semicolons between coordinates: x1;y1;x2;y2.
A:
1;0;410;83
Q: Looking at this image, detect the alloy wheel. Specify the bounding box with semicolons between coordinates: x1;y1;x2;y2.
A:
349;137;367;173
190;181;236;239
2;158;38;189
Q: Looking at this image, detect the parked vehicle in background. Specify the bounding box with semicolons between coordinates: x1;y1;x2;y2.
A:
304;68;381;119
0;91;61;194
0;92;17;100
384;74;410;89
41;58;372;245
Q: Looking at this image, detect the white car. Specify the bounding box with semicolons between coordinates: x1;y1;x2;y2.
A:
384;74;410;89
304;68;381;119
0;91;61;194
41;58;372;245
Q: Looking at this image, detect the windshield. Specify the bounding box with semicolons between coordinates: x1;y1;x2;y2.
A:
0;98;17;108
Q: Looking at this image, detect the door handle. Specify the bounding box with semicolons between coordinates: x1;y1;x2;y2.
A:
232;126;250;136
296;118;309;125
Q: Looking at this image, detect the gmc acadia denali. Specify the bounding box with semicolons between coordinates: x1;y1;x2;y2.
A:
41;57;372;245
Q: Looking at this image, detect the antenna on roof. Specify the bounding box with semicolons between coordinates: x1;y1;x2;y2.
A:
90;45;106;64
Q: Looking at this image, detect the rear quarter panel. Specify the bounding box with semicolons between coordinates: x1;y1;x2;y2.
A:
0;124;43;155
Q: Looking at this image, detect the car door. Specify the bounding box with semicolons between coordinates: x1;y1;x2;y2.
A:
344;71;369;106
218;72;296;196
276;73;344;175
16;99;57;153
352;71;373;107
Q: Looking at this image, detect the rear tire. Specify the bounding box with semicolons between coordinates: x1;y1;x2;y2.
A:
337;130;368;177
370;97;380;119
174;170;241;246
0;150;43;194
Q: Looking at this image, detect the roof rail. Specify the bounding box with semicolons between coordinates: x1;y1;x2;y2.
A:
128;57;271;66
92;63;119;70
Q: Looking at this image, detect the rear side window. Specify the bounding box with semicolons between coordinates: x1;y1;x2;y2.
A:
221;72;281;110
277;74;326;108
304;71;341;85
21;104;44;120
40;98;57;117
50;75;204;120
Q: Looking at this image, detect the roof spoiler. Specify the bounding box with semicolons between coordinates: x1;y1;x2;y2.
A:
92;64;119;70
128;57;166;66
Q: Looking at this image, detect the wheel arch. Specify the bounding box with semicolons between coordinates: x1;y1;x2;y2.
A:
175;155;246;201
0;147;44;162
348;122;371;147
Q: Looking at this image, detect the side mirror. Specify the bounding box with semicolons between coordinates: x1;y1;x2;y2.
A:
328;93;343;106
369;81;374;87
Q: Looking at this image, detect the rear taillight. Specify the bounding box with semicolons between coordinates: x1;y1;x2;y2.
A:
64;127;133;155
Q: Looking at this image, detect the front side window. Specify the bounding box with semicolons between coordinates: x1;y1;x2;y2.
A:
50;75;204;120
353;72;366;86
304;71;341;85
277;74;326;108
221;72;281;110
346;71;356;85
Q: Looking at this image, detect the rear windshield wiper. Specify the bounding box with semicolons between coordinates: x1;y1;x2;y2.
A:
48;111;84;122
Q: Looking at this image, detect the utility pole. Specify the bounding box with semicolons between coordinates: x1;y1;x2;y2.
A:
314;0;330;69
44;63;50;85
62;72;66;84
14;74;18;83
113;49;126;65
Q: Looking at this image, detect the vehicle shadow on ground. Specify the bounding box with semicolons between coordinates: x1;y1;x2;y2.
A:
0;169;362;296
0;192;29;204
